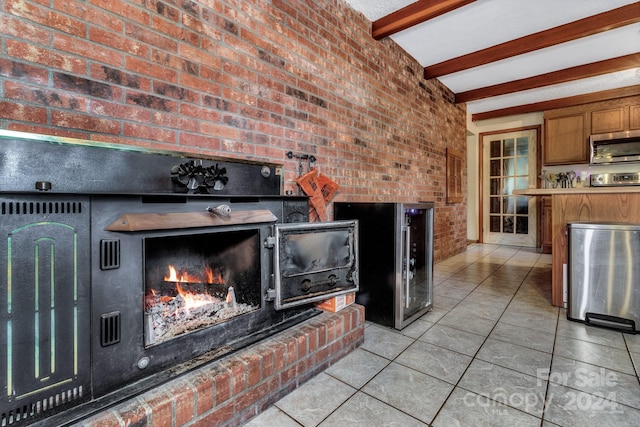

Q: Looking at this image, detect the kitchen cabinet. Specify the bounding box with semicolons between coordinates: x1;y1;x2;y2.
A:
543;96;640;166
540;196;552;254
631;105;640;130
515;187;640;307
591;107;624;134
543;114;587;165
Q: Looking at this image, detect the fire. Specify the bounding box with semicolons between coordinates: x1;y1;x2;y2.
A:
162;265;227;311
205;266;225;284
165;265;225;284
175;283;214;309
144;264;257;346
165;265;203;283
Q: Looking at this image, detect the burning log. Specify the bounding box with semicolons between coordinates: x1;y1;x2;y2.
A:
144;265;257;346
145;289;256;346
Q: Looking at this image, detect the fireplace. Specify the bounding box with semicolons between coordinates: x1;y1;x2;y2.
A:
0;131;358;426
143;230;262;346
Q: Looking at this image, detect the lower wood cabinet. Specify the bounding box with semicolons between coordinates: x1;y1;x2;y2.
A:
541;196;552;254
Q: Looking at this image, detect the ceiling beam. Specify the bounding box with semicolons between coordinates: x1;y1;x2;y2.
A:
372;0;476;40
470;86;640;122
424;3;640;79
456;53;640;103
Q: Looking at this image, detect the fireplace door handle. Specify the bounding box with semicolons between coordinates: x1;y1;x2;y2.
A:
206;204;231;218
300;275;338;293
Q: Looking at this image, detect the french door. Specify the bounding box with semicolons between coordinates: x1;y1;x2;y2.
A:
482;129;537;246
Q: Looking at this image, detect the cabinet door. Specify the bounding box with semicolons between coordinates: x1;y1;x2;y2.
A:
541;197;552;254
591;107;624;134
631;105;640;130
544;114;587;165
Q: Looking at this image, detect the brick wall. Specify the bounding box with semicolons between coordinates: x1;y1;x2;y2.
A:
0;0;467;261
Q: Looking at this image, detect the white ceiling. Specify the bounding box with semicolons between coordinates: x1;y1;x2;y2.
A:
344;0;640;118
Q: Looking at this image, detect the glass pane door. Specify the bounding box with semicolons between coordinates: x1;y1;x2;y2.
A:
482;129;537;246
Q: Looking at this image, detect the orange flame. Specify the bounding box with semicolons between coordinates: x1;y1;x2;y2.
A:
175;282;217;309
165;265;225;284
165;265;204;283
163;265;227;311
206;266;226;284
205;266;214;284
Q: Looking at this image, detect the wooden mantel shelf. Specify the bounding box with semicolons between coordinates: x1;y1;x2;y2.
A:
515;186;640;196
514;189;640;307
105;209;277;231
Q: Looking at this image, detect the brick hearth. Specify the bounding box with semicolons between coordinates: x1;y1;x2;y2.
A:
78;304;364;427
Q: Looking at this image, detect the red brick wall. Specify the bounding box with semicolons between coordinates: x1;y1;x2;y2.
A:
0;0;467;261
80;305;364;426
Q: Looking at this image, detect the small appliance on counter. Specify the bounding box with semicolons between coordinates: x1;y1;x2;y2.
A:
567;222;640;333
334;202;434;330
590;172;640;187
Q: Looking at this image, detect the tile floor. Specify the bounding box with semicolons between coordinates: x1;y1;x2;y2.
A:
244;244;640;427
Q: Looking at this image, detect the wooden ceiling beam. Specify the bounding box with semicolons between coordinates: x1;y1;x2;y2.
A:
424;3;640;79
470;86;640;122
456;53;640;103
372;0;476;40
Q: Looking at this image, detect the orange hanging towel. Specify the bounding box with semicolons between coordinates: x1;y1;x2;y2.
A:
296;169;338;222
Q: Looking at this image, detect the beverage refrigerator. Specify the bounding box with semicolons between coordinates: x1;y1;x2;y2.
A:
334;202;434;329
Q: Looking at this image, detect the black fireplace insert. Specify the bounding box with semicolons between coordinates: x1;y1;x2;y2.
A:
0;131;358;426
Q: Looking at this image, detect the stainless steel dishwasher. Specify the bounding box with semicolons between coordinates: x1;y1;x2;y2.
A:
568;222;640;333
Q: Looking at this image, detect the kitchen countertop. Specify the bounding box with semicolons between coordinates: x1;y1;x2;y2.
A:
533;188;640;307
514;186;640;195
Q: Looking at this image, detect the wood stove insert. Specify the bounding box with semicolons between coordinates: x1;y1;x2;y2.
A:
0;131;358;426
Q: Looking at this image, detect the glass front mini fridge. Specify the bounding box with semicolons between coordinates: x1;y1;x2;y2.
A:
334;202;434;329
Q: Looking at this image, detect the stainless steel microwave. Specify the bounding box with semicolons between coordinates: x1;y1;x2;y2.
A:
590;129;640;164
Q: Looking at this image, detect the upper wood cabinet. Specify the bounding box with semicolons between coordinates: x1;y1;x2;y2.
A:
543;95;640;166
591;107;624;134
631;105;640;130
544;114;588;165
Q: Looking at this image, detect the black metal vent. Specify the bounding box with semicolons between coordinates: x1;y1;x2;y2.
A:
1;386;84;426
100;239;120;270
283;199;309;223
0;201;82;215
100;312;121;347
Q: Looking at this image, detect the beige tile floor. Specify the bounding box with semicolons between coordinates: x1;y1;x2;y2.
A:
244;244;640;427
